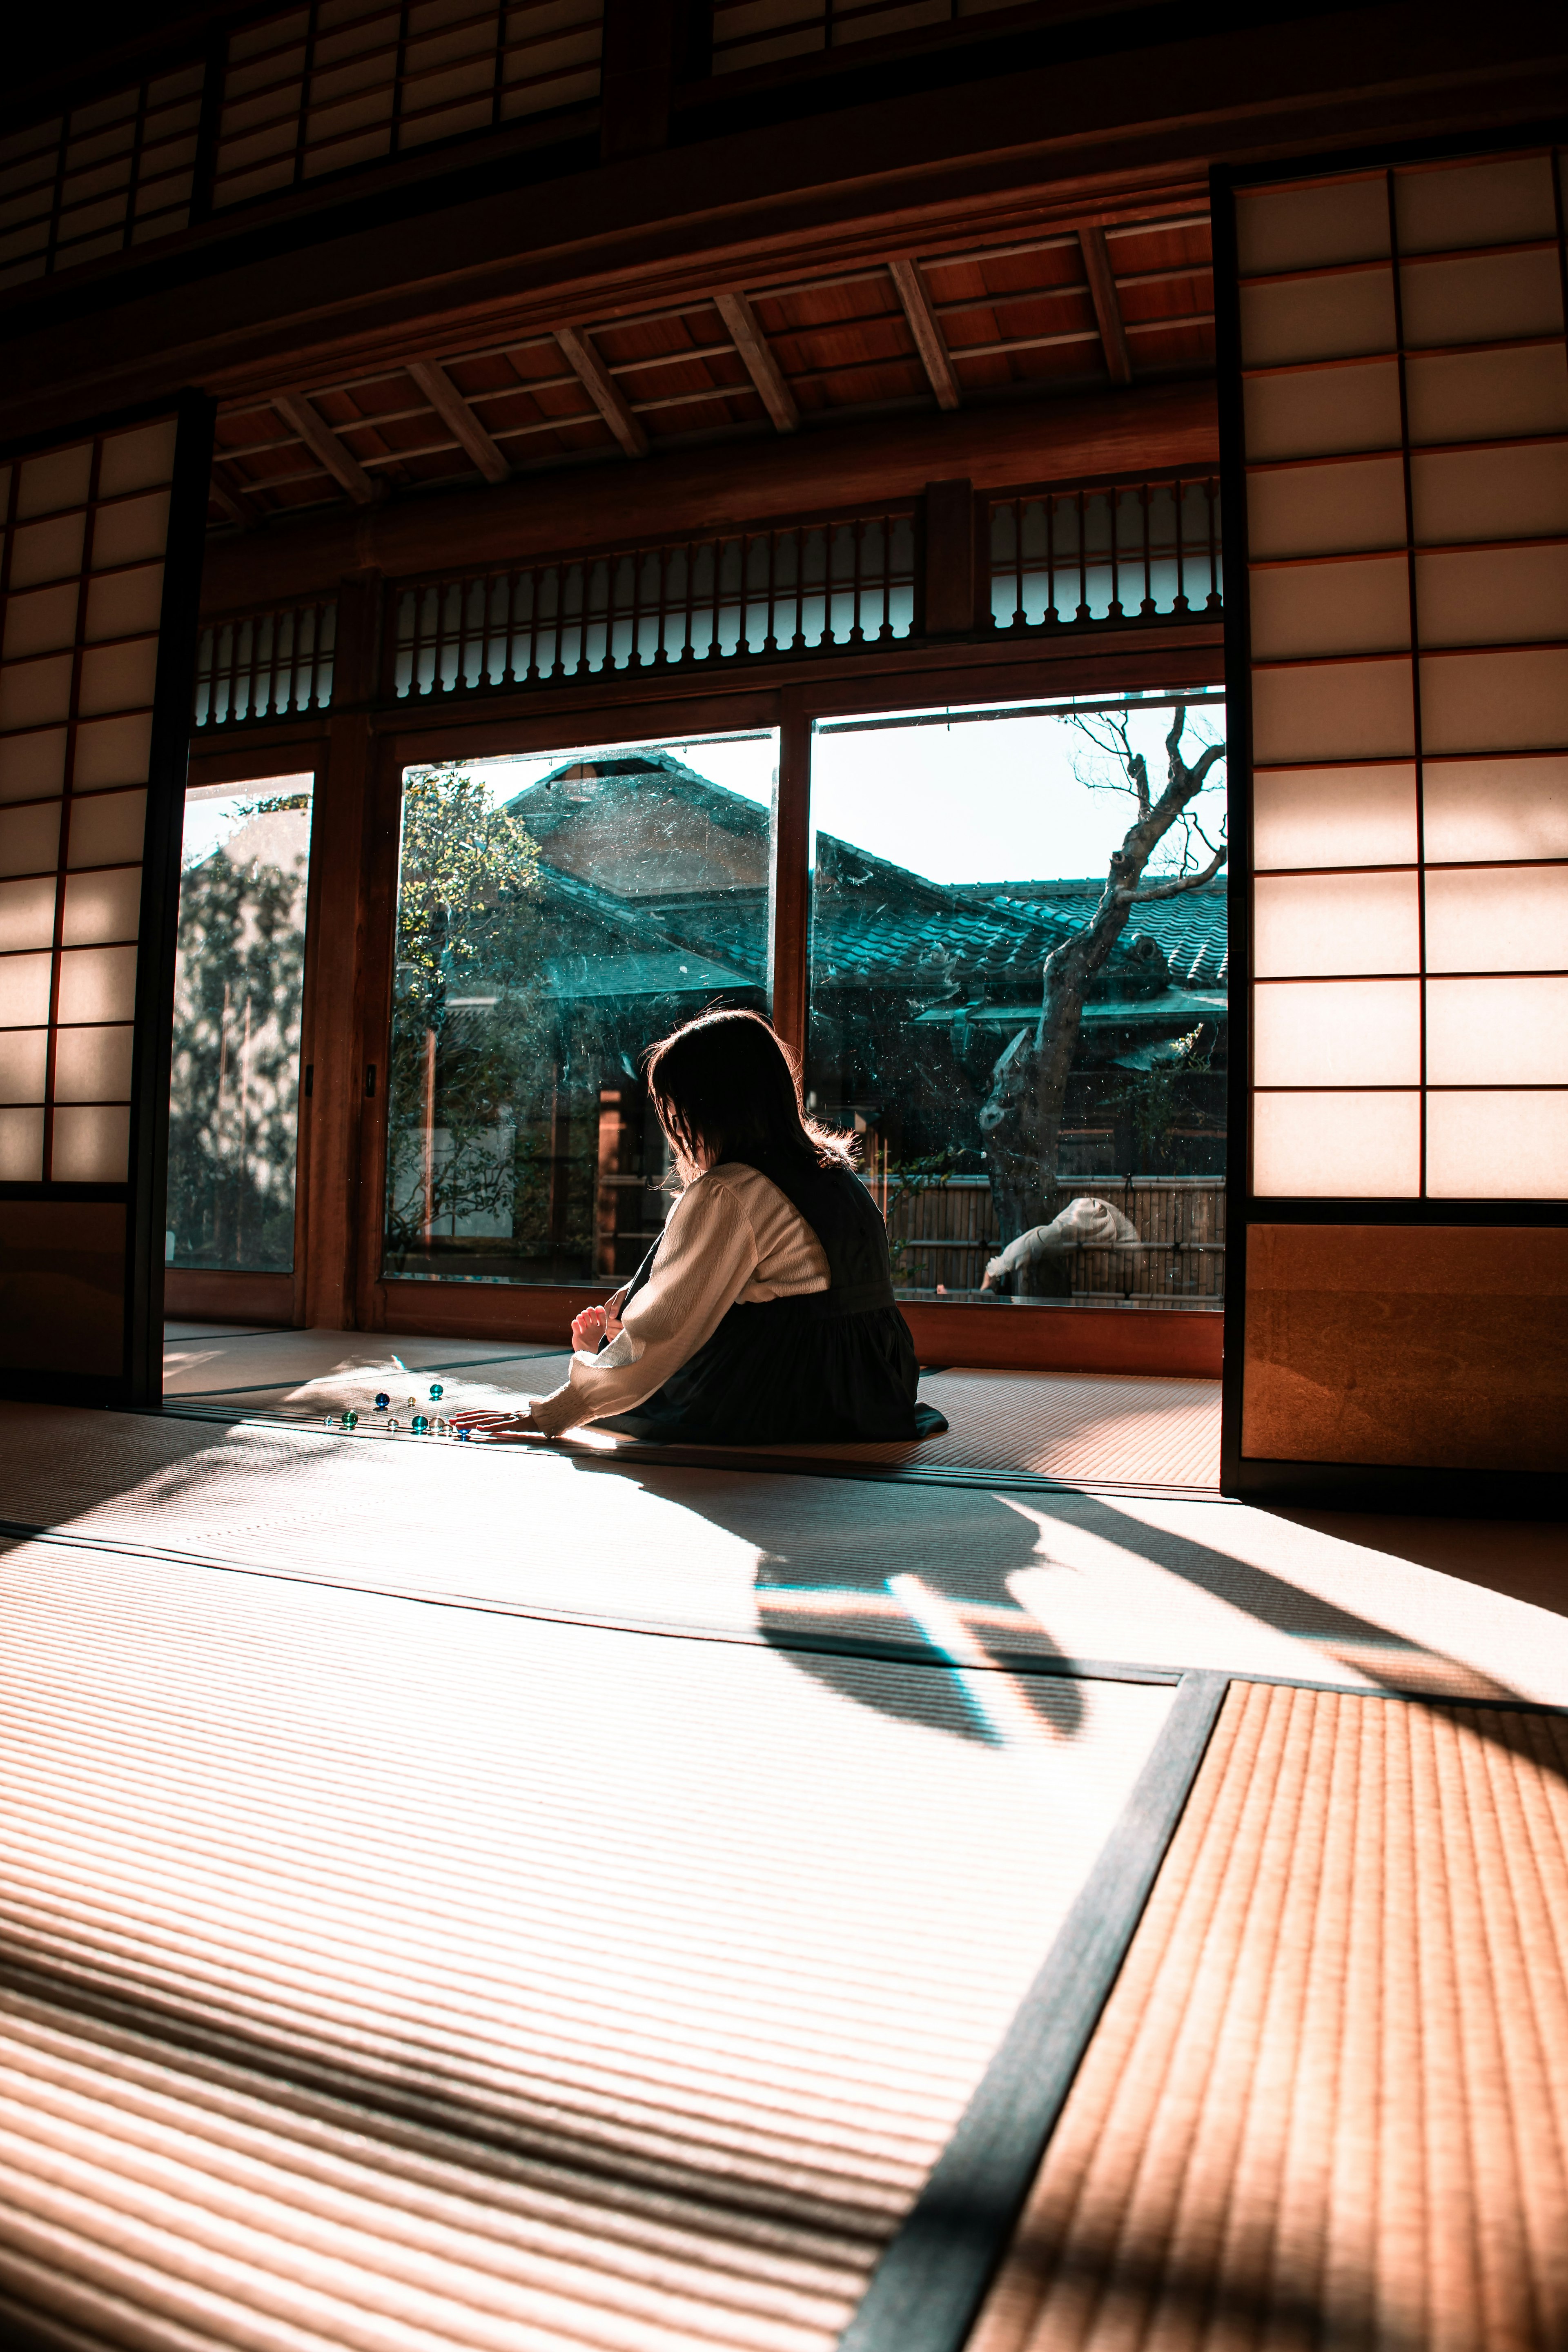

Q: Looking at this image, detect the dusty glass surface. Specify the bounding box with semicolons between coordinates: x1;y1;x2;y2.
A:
805;699;1229;1307
167;775;314;1273
382;732;776;1285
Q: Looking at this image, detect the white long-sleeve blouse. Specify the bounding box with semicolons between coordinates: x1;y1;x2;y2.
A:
528;1161;830;1436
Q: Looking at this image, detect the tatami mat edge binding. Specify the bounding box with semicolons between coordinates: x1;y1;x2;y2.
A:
151;1403;1223;1502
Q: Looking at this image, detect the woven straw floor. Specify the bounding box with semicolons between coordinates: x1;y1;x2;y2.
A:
163;1327;1223;1492
0;1530;1169;2352
973;1679;1568;2352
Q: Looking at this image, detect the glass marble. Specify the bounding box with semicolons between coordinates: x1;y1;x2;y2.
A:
406;1394;416;1410
429;1382;444;1400
387;1417;400;1432
342;1410;358;1430
457;1427;472;1441
412;1414;429;1434
374;1392;389;1411
324;1414;336;1428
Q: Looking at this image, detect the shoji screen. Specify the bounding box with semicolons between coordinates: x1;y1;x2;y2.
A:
0;398;212;1403
1216;143;1568;1495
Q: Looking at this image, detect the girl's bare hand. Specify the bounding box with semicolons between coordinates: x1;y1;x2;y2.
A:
445;1405;544;1441
570;1302;625;1352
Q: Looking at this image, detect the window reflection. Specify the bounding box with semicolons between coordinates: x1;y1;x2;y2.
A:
806;701;1228;1310
167;775;313;1273
382;735;775;1285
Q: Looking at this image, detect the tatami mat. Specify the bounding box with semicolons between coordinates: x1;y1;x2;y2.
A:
4;1401;1568;1706
971;1679;1568;2352
163;1325;1223;1492
0;1536;1170;2352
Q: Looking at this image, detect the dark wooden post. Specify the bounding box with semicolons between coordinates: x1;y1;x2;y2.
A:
600;0;677;163
770;687;811;1066
300;567;383;1331
922;477;975;635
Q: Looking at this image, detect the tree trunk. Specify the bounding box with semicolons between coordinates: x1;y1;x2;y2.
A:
978;707;1226;1249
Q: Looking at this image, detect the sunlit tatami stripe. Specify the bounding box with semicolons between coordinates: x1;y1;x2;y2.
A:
0;1539;1170;2349
971;1681;1568;2352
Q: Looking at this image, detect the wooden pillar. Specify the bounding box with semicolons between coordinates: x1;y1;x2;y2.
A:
770;688;811;1067
600;0;676;162
299;569;382;1330
922;477;976;635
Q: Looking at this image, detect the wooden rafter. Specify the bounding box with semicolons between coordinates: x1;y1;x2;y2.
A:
1078;226;1133;387
713;291;798;433
406;359;510;485
554;326;649;457
888;257;960;412
207;470;249;529
274;392;379;505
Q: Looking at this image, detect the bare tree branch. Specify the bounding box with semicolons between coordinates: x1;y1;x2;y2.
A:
1127;841;1228;901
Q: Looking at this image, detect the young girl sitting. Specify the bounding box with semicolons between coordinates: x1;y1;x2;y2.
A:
453;1008;946;1447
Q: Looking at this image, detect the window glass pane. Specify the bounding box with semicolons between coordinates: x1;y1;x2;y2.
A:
1253;764;1417;869
1253;870;1420;978
381;732;776;1286
1425;1089;1568;1199
1253;978;1420;1087
1422;757;1568;863
1424;864;1568;972
168;775;314;1274
805;697;1228;1310
1425;976;1568;1085
1253;1089;1420;1196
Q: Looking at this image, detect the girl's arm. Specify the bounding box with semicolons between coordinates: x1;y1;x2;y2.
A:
469;1178;758;1439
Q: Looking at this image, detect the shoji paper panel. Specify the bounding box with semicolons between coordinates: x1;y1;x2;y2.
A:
0;401;208;1399
1234;147;1568;1207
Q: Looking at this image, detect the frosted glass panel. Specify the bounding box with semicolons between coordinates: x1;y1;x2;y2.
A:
1412;445;1568;545
1395;154;1558;254
1254;979;1420;1085
0;952;53;1025
7;512;86;588
67;789;147;868
1239;270;1396;368
0;1029;49;1102
97;419;178;497
17;444;92;518
53;1023;135;1102
0;654;73;732
1425;865;1568;972
84;564;165;642
1253;765;1417;870
61;865;142;947
72;713;152;789
0;731;67;802
2;582;80;660
0;875;57;952
1245;459;1406;558
0;801;62;877
1236;177;1389;273
1241;362;1400;463
1398;251;1563;349
1415;546;1568;650
1425;977;1568;1084
1420;649;1568;754
1253;1090;1420;1197
78;637;159;717
1249;558;1408;660
0;1105;45;1180
1254;870;1421;977
1405;346;1568;447
50;1102;131;1183
1252;658;1414;764
1425;1090;1568;1199
1423;757;1568;862
55;942;138;1024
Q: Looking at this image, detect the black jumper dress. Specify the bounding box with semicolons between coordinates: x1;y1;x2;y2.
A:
592;1150;947;1446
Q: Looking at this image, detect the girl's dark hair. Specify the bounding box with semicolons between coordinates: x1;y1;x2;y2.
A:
643;1008;855;1175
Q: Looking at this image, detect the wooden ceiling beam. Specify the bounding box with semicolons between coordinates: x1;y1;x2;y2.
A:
207;470;250;529
888;258;960;412
554;326;648;457
273;392;380;504
406;359;510;484
713;290;798;433
1078;225;1133;387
